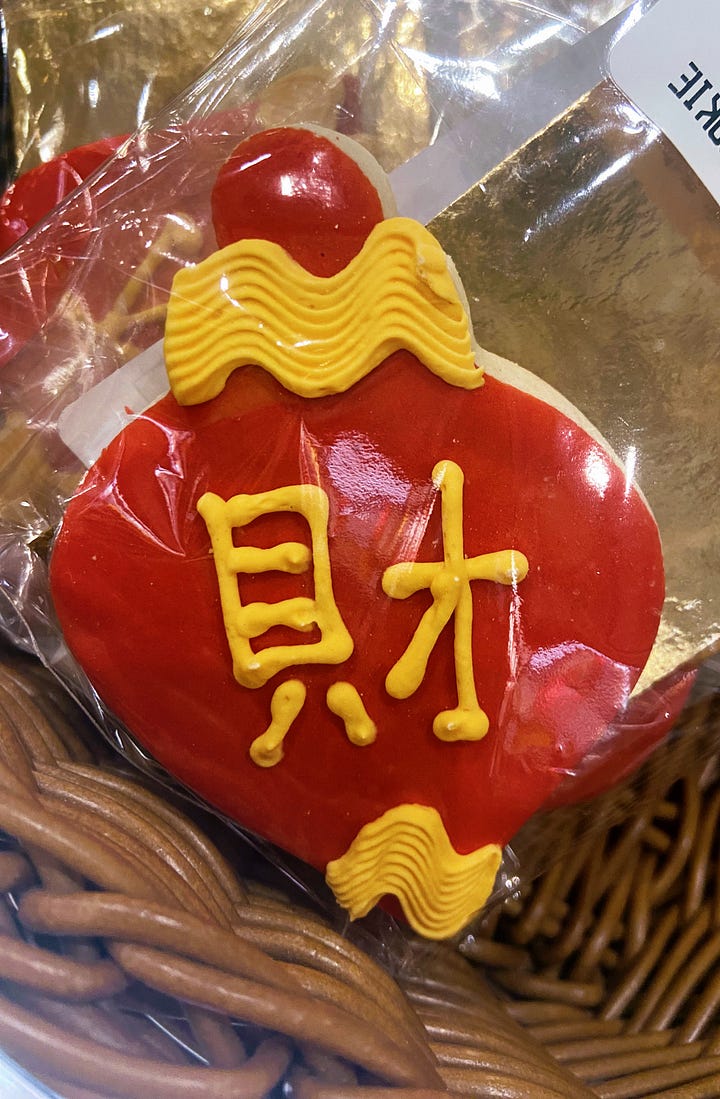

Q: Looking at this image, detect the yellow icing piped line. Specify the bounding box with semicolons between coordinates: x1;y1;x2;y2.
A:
325;804;502;939
383;460;529;742
100;215;202;350
250;680;306;767
164;217;482;404
197;484;353;690
326;682;377;746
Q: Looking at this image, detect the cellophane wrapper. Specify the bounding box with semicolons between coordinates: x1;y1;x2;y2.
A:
2;0;631;175
0;0;717;952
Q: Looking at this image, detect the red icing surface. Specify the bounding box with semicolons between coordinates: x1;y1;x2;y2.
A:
549;665;695;806
211;128;384;274
49;128;664;873
50;358;664;869
0;137;125;253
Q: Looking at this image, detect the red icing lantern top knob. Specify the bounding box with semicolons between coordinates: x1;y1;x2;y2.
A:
210;127;385;276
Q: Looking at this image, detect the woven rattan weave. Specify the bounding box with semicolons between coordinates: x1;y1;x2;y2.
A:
0;648;590;1097
471;685;720;1098
0;643;718;1097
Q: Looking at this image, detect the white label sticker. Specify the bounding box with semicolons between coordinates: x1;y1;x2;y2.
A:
610;0;720;205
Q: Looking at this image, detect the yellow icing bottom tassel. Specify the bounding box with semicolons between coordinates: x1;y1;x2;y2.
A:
325;804;502;940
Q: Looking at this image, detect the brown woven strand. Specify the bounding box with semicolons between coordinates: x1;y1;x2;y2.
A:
469;683;720;1097
9;640;720;1098
0;648;589;1097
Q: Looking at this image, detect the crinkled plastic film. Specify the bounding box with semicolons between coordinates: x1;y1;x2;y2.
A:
431;55;720;791
0;0;716;952
3;0;633;176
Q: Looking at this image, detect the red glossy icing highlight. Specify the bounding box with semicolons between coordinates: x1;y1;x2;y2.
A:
49;127;665;883
211;128;384;276
50;356;664;871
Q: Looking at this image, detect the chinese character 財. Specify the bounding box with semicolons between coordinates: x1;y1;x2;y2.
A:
198;458;528;763
197;484;375;765
382;460;529;742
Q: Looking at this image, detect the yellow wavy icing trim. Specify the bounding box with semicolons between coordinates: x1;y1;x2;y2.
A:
164;217;482;404
325;804;502;940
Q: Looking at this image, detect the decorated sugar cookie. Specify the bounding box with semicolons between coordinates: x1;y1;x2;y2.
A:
49;126;664;938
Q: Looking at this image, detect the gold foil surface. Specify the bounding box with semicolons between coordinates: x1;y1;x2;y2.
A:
431;79;720;693
5;0;259;170
3;0;430;173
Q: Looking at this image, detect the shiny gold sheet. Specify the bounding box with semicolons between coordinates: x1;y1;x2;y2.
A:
4;0;431;172
431;80;720;692
6;0;258;169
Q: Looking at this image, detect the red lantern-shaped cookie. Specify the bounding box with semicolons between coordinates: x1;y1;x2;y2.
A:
50;127;664;938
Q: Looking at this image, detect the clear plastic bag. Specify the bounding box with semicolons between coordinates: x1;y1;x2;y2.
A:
3;0;635;176
1;0;714;940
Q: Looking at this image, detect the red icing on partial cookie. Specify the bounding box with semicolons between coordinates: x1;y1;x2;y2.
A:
49;127;664;908
0;137;128;370
0;137;125;252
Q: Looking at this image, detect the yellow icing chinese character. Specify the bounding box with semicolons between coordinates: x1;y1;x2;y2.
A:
249;680;307;767
248;677;376;767
382;460;529;742
197;484;353;691
326;682;377;746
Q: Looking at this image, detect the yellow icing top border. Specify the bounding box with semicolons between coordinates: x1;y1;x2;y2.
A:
164;217;483;404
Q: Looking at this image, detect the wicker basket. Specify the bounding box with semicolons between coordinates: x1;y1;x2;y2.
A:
0;642;718;1098
470;681;720;1098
